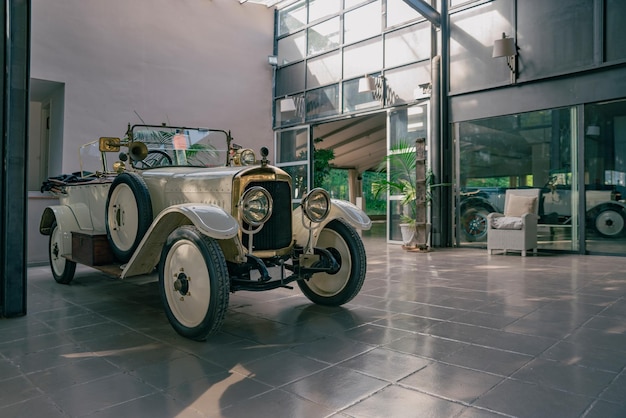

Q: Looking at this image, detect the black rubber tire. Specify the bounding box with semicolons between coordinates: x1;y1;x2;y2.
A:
158;226;230;341
297;218;366;306
460;206;489;242
105;172;153;263
49;220;77;284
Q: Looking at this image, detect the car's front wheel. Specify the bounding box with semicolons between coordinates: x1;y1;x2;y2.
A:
158;226;229;341
49;220;76;284
298;219;366;306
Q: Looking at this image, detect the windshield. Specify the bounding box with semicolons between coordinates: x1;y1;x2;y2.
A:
130;125;230;169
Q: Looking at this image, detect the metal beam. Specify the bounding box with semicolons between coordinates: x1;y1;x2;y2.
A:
1;0;30;317
402;0;441;28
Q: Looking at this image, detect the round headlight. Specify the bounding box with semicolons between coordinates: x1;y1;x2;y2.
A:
302;188;330;223
239;186;273;226
234;149;256;166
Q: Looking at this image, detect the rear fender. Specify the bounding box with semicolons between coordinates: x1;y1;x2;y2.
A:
586;201;626;217
292;199;371;250
122;203;241;278
39;206;81;257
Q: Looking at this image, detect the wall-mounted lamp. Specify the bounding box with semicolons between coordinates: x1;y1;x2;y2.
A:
358;75;376;93
586;125;600;136
268;55;278;66
492;32;517;83
279;96;296;112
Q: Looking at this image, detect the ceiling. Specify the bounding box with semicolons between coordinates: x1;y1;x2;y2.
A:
312;112;387;173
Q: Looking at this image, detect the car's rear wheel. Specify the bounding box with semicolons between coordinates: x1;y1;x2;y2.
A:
105;173;152;263
158;226;229;341
49;220;76;284
298;219;366;306
460;206;489;242
594;208;625;238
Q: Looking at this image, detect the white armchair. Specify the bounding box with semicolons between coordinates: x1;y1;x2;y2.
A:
487;188;540;256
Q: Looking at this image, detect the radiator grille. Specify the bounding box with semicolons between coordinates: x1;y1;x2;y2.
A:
242;181;292;251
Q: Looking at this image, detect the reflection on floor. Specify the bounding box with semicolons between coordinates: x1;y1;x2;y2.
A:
1;230;626;417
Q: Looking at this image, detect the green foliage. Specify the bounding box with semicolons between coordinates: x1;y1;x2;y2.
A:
372;141;419;224
313;147;335;187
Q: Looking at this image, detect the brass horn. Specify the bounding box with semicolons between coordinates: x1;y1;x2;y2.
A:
128;141;148;161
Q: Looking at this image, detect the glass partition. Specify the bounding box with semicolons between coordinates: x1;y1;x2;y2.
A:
456;108;579;251
584;100;626;254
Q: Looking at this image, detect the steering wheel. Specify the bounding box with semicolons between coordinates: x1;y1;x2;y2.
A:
135;150;173;168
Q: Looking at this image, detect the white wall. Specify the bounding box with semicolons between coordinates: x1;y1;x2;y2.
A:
30;0;275;174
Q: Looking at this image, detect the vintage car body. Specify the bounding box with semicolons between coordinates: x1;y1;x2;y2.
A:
40;124;371;340
460;183;626;242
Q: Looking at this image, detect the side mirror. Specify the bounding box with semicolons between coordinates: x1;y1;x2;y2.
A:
99;137;121;152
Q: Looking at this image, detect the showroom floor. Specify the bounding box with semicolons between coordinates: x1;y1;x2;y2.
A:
1;229;626;418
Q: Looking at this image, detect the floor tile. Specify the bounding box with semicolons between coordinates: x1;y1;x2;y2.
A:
342;385;465;418
339;347;430;381
400;362;505;403
282;366;388;410
473;378;592;418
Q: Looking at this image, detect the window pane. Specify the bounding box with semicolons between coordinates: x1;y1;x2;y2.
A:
343;38;382;79
344;1;381;45
385;23;431;68
386;0;422;27
309;0;341;23
278;0;307;36
307;17;340;56
275;94;304;127
276;62;305;97
276;128;308;163
278;31;306;66
343;75;382;113
306;85;340;120
344;0;367;9
384;62;431;106
307;51;341;89
606;0;626;61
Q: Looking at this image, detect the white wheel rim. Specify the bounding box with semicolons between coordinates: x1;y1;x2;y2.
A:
307;229;351;297
108;183;139;251
163;239;211;327
596;210;624;237
50;226;66;275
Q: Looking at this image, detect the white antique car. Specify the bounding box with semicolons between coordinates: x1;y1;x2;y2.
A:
40;124;371;340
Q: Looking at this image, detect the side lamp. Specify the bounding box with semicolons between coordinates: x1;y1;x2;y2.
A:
279;96;296;112
492;32;517;83
358;75;376;93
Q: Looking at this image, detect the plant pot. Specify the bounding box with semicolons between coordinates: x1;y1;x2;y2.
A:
399;222;431;251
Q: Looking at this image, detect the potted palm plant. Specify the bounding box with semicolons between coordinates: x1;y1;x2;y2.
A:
373;138;432;251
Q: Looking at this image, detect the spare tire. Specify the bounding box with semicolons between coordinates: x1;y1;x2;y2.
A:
105;172;153;262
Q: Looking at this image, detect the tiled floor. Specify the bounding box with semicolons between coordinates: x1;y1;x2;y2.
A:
1;230;626;417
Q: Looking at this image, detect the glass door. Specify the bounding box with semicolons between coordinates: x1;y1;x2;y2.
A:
387;103;429;243
274;126;311;204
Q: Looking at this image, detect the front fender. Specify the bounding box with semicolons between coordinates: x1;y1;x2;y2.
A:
122;203;240;278
292;199;371;250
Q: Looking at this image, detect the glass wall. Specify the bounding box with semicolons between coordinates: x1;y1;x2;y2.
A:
456;108;580;251
274;0;431;128
457;104;626;254
584;100;626;254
